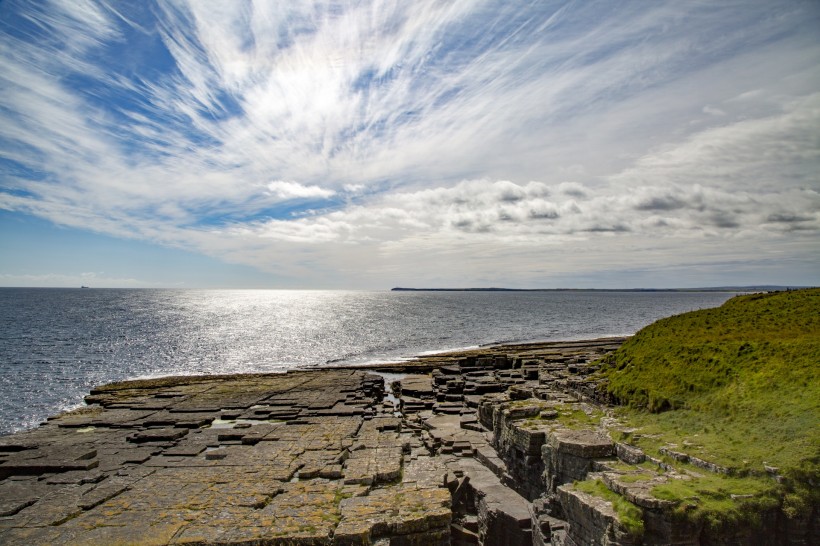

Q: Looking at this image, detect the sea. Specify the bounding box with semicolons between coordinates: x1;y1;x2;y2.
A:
0;288;739;436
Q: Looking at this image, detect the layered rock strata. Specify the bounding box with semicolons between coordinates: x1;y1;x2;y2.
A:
1;337;814;545
0;370;450;545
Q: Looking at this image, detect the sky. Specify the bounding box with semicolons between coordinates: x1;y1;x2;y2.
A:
0;0;818;289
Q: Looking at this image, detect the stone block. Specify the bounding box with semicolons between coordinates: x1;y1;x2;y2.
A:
508;424;547;456
477;484;532;546
616;442;646;465
548;429;614;459
557;484;639;546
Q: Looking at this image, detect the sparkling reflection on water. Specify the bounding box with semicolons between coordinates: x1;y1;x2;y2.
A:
0;288;737;435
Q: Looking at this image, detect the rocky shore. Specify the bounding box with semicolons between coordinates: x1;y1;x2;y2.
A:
0;337;812;545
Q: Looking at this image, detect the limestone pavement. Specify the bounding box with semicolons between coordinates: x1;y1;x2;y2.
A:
0;369;451;545
2;337;764;545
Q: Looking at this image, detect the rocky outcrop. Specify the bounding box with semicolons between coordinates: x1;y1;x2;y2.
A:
390;338;817;546
0;370;451;545
542;429;614;493
556;484;639;546
1;337;815;545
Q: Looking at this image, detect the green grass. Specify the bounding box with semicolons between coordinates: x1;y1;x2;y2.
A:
601;289;819;413
574;478;645;537
555;404;604;429
651;469;781;530
617;472;656;484
520;403;604;431
595;288;820;522
616;404;816;473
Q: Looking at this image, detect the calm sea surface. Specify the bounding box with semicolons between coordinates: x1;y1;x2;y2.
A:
0;289;738;435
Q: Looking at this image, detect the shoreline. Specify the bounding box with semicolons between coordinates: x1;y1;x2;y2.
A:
80;337;631;394
0;289;740;437
332;336;629;373
79;337;630;394
0;336;632;439
1;332;804;544
0;337;626;545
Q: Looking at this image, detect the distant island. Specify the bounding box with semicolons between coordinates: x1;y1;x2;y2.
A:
391;286;809;292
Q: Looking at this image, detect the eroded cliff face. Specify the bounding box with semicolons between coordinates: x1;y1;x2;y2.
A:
397;339;817;546
0;338;815;545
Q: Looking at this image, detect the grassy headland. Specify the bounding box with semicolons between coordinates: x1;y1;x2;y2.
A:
596;288;819;525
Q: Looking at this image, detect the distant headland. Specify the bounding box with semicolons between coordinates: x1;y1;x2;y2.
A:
391;286;809;292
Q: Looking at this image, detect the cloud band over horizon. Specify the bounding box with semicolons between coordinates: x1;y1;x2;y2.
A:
1;0;818;288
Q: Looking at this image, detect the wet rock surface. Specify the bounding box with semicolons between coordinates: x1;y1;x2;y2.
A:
1;337;808;545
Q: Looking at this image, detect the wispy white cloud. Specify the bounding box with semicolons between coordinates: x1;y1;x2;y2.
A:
266;180;335;201
610;94;820;193
0;0;818;287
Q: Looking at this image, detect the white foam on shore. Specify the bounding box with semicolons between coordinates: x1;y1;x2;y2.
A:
416;344;480;356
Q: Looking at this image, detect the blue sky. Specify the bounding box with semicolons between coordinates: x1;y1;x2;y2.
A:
1;0;818;288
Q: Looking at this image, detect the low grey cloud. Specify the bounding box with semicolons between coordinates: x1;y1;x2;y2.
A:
766;213;814;224
634;195;688;212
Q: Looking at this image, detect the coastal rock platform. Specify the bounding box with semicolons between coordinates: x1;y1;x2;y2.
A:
2;337;806;545
0;369;454;545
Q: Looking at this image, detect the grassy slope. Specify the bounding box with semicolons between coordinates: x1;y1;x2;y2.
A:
603;289;819;413
596;288;819;522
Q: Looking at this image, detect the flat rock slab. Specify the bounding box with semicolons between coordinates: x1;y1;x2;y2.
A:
0;369;453;545
548;429;614;458
399;375;435;397
0;338;644;546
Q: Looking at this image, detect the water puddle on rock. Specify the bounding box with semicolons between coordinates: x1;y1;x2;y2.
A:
369;371;407;417
208;418;258;429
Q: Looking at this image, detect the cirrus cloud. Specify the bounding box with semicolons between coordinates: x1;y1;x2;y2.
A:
0;0;818;287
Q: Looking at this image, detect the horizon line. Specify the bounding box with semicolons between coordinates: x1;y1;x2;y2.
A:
0;285;813;292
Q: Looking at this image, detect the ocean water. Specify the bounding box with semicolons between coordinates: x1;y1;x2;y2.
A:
0;288;738;436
